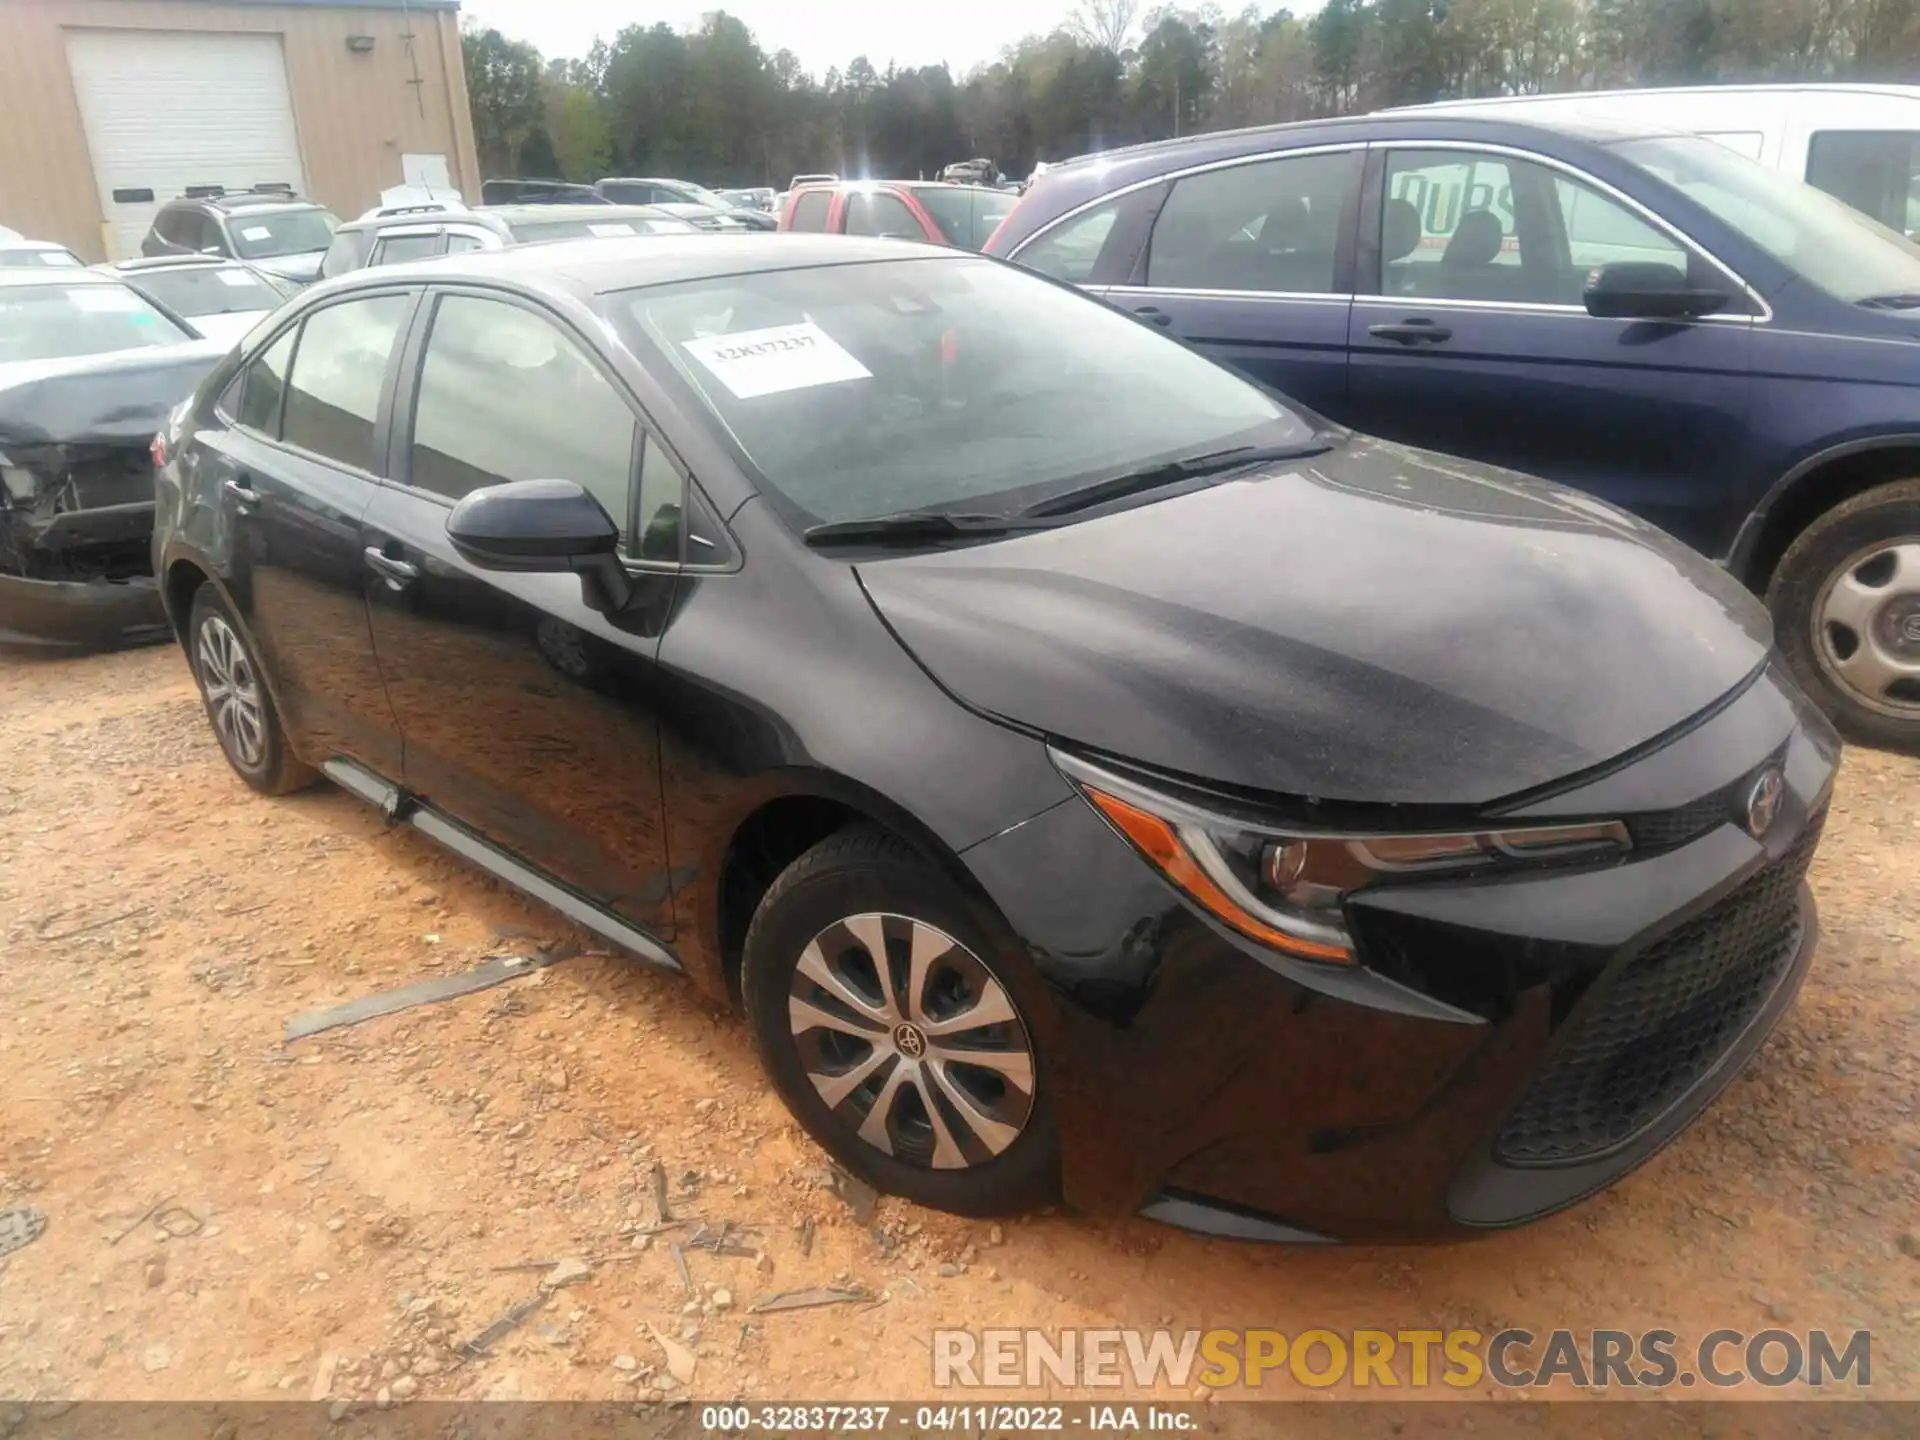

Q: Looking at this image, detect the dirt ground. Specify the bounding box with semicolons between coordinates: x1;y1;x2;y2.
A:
3;643;1919;1418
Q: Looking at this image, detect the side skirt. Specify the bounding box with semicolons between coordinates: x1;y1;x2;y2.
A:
320;757;683;975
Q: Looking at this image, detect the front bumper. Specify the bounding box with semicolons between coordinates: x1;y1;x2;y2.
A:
960;662;1840;1240
0;572;169;654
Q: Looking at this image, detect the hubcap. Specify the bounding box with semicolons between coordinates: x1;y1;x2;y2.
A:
786;914;1036;1171
1814;538;1920;718
196;613;267;770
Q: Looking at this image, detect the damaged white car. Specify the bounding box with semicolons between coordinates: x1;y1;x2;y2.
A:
0;268;225;652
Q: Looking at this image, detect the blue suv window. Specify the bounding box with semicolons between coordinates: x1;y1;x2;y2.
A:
1148;150;1358;294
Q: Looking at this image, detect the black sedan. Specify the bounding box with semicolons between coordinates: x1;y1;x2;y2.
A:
152;236;1838;1240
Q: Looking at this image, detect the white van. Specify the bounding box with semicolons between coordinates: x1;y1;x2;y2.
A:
1394;84;1920;236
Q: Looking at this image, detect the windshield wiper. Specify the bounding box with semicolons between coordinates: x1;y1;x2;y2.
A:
1856;292;1920;310
803;510;1036;547
1016;442;1330;519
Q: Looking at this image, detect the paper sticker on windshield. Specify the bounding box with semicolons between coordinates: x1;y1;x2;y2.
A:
588;222;636;238
681;323;870;399
38;252;81;267
240;225;272;241
68;287;143;313
215;269;257;287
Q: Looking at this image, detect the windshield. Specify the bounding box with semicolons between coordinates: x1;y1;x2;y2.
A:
914;187;1020;250
1615;133;1920;304
229;208;339;260
0;283;194;363
127;265;286;318
509;215;697;243
0;248;83;269
614;255;1311;528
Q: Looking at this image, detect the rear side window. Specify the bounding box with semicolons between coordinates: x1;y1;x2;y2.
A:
1015;198;1123;283
407;295;637;525
232;328;296;433
789;191;831;232
371;233;444;266
281;295;410;471
1147;151;1358;293
845;191;921;238
1806;131;1920;236
444;232;486;255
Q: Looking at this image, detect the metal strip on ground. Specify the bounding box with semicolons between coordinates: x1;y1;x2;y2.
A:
283;953;552;1043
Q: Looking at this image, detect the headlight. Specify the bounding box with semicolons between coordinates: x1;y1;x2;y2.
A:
1052;750;1630;965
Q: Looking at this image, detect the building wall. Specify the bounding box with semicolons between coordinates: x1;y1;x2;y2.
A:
0;0;481;260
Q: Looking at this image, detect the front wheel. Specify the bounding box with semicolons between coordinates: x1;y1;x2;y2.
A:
1767;479;1920;751
741;825;1060;1217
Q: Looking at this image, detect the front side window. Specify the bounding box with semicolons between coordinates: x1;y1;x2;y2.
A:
788;191;831;233
1382;150;1523;300
616;254;1310;530
1014;198;1122;283
1806;130;1920;236
1551;173;1689;293
633;435;686;562
233;327;297;433
1617;132;1920;306
280;294;409;471
320;231;367;278
913;186;1018;250
845;191;921;239
408;295;636;527
1148;150;1358;294
0;282;193;364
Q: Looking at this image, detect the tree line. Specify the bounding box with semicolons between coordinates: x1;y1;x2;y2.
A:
461;0;1920;189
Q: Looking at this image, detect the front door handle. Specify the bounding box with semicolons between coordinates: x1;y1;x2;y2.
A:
1368;320;1453;345
223;477;260;512
1133;306;1174;328
363;546;420;590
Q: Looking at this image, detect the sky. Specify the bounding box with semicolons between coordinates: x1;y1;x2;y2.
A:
460;0;1093;79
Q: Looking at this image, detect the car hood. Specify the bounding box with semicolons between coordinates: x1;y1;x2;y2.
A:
856;437;1773;807
251;251;324;283
0;340;228;447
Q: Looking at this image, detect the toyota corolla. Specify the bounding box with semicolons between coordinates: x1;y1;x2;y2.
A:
152;236;1838;1239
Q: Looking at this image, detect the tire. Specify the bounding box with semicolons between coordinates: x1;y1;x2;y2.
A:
1767;478;1920;752
187;585;317;796
741;824;1061;1217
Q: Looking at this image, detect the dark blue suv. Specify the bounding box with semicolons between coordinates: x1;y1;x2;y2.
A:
987;111;1920;750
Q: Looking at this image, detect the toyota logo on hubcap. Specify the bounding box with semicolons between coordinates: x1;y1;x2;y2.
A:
1745;766;1785;839
893;1022;928;1059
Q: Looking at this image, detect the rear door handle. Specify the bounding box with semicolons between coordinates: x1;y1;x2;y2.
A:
223;477;260;512
1133;306;1174;328
1368;320;1453;344
363;546;420;589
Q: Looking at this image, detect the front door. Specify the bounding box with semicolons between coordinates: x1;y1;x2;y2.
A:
1101;147;1362;419
361;288;681;932
1345;146;1756;555
199;292;414;774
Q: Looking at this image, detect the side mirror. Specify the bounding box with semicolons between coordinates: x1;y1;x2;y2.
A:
446;479;632;614
1583;261;1728;319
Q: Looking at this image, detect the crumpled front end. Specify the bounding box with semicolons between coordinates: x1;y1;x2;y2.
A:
0;441;168;652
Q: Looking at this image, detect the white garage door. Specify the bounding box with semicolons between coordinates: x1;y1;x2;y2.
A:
65;29;308;259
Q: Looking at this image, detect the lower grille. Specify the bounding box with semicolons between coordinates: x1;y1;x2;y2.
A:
1495;812;1823;1166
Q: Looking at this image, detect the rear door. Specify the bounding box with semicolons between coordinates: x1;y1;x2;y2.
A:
1345;145;1756;553
196;290;416;774
1101;147;1362;418
360;287;681;932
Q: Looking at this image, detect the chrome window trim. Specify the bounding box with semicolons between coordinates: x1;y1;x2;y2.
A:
1350;294;1759;326
1012;136;1772;322
1106;283;1353;303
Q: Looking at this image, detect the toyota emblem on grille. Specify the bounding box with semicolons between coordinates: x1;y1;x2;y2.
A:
1745;766;1785;838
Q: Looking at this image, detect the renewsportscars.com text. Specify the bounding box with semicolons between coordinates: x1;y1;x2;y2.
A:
931;1327;1872;1391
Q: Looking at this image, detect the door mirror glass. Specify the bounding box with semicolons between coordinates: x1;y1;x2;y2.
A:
446;479;632;612
1582;261;1728;319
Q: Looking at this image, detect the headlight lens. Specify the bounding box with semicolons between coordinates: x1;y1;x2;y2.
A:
1053;750;1629;965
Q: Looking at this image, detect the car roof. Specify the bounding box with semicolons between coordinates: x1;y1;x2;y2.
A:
0;238;77;253
0;266;125;289
331;232;949;298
